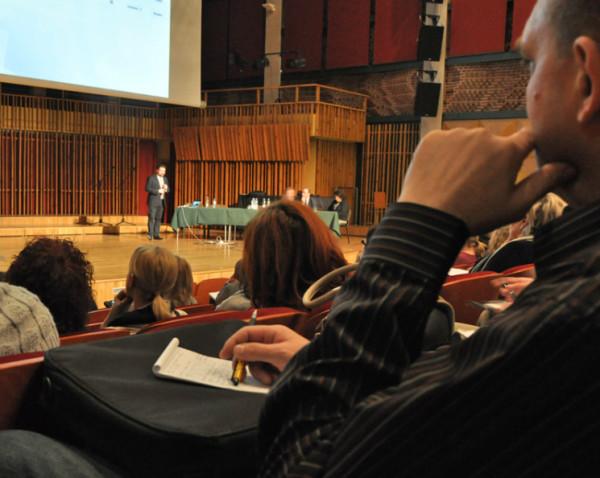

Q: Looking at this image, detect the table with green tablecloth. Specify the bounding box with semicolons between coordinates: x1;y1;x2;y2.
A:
171;207;341;239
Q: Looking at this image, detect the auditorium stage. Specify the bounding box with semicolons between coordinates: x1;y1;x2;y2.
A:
0;231;364;306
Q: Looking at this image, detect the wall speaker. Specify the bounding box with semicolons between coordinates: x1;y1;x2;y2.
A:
414;82;441;117
417;25;444;61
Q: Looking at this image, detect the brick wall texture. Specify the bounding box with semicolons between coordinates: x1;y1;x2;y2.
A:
308;59;529;117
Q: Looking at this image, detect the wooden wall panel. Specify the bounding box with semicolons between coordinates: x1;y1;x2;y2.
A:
0;131;137;216
174;161;302;208
360;122;420;225
173;124;311;162
314;140;357;196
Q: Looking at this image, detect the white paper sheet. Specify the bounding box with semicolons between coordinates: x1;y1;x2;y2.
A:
153;338;269;394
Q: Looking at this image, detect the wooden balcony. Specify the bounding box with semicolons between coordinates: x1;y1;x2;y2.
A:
169;84;368;143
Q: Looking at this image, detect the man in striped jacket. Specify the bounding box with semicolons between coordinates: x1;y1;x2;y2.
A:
221;0;600;475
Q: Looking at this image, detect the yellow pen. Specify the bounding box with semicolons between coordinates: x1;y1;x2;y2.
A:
231;309;258;385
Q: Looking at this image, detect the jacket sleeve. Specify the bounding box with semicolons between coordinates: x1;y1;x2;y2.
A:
145;176;159;196
257;202;469;477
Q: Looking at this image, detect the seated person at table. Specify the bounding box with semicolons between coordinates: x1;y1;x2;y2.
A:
6;238;96;334
217;202;347;312
300;187;317;209
327;189;350;223
0;282;60;357
282;187;297;202
103;246;178;327
170;256;198;308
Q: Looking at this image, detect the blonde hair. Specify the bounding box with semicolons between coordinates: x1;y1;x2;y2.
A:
128;246;178;320
526;193;567;233
465;236;487;259
171;256;195;307
488;226;510;254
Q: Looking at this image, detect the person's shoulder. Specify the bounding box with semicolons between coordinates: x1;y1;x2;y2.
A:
0;283;60;355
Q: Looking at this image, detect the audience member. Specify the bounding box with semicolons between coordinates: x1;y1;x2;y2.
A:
220;1;600;474
327;189;349;222
282;187;297;202
0;282;60;357
473;193;567;272
454;236;486;269
300;187;316;209
170;256;197;308
6;238;96;334
103;246;178;327
219;202;347;311
215;260;249;311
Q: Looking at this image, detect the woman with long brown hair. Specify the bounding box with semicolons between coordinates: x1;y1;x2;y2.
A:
218;201;347;311
103;245;179;327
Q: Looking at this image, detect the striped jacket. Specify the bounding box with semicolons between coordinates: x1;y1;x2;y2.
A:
259;201;600;477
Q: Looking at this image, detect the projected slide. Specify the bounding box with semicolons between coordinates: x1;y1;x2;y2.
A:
0;0;171;97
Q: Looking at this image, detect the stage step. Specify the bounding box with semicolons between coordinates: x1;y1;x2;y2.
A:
104;224;171;235
0;216;156;238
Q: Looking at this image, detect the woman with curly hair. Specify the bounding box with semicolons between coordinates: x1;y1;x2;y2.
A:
6;238;96;334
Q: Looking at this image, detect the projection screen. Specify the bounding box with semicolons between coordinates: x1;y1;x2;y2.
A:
0;0;202;107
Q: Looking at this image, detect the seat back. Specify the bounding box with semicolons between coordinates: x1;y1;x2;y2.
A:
0;352;44;430
137;307;305;334
87;308;111;326
441;272;501;325
193;278;229;305
501;263;535;278
60;327;131;346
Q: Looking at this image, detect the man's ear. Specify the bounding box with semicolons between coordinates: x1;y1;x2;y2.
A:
573;36;600;124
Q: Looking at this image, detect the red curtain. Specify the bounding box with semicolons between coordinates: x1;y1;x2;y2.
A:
202;0;229;82
374;0;421;64
449;0;507;57
227;0;265;80
138;140;157;216
326;0;371;69
512;0;537;47
283;0;324;71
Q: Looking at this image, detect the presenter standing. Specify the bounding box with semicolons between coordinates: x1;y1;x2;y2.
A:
145;163;169;241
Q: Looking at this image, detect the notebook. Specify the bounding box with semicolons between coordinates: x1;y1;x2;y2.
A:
153;337;269;395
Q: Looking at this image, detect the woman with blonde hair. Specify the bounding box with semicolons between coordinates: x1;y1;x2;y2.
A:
103;246;179;327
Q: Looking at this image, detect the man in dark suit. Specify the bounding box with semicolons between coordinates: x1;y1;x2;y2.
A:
300;187;317;209
145;163;169;240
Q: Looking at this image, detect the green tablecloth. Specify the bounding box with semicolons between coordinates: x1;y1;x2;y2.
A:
171;207;341;236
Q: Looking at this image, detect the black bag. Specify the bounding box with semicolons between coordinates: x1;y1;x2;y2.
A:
39;321;266;477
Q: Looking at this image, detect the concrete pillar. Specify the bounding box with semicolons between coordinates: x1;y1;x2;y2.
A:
420;0;449;139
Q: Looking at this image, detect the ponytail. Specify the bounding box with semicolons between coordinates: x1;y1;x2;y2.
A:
152;294;172;321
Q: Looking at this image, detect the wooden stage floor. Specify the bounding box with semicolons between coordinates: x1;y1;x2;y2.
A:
0;232;364;305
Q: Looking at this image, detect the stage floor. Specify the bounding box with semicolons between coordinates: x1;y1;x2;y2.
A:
0;232;364;304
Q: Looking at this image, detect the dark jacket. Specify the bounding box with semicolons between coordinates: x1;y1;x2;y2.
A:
328;199;349;221
145;175;169;207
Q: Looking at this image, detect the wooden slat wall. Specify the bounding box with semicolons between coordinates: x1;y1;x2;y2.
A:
175;161;302;207
314;140;357;196
174;124;310;162
360;122;420;225
1;93;169;139
0;131;137;216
